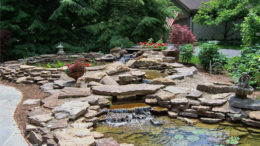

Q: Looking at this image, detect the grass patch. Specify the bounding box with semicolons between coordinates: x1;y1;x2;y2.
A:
216;44;242;50
179;55;200;65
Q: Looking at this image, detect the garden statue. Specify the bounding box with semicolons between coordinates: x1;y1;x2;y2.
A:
57;43;65;55
233;72;254;98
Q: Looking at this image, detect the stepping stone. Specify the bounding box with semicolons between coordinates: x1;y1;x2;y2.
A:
92;84;164;96
58;87;91;99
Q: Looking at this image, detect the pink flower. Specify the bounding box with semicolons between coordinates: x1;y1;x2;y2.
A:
86;62;90;67
82;58;85;61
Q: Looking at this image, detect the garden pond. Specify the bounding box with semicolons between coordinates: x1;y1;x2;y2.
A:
95;103;260;146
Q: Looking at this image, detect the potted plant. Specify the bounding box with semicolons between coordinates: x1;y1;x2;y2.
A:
66;59;89;80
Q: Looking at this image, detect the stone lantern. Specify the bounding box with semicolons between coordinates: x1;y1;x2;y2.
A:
57;43;65;55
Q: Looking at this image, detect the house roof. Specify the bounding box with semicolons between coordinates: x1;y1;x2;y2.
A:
177;0;210;11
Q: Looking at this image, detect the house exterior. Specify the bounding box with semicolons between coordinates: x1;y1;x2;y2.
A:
172;0;241;41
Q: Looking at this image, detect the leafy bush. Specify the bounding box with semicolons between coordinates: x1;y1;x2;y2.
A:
179;44;194;63
198;43;228;73
168;24;196;47
66;60;85;74
0;0;178;60
228;45;260;87
241;9;260;46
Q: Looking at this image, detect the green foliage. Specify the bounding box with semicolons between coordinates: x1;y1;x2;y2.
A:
241;10;260;46
0;0;178;60
198;43;228;72
179;44;194;63
193;0;249;40
225;136;240;145
228;45;260;87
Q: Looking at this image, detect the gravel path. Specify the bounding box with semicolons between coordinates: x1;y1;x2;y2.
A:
0;84;28;146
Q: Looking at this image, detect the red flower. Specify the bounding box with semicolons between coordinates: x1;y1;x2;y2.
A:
149;43;154;46
144;42;147;45
86;62;90;67
162;43;167;46
82;58;85;61
154;45;157;48
139;42;143;45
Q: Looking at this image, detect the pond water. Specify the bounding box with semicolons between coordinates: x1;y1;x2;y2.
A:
144;70;168;79
95;103;260;146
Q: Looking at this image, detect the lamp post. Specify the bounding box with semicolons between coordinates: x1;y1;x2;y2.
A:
57;43;65;55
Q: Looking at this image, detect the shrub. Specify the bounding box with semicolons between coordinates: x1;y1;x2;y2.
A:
198;43;228;73
66;60;85;73
228;45;260;87
179;44;194;63
168;24;196;47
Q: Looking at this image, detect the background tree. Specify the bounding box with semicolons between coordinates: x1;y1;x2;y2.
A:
193;0;249;40
0;0;178;60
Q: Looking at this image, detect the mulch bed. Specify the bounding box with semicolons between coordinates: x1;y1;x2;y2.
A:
0;80;49;136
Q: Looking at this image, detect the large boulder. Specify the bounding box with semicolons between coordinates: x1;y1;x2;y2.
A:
229;96;260;110
92;84;164;96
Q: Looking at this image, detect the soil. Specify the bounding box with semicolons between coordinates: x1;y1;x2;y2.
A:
0;80;49;136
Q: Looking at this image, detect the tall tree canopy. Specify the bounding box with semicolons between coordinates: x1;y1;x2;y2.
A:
0;0;178;60
193;0;249;40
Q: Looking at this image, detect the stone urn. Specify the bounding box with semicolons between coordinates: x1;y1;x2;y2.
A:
162;47;179;61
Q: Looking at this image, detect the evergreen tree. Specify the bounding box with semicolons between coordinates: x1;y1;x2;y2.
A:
0;0;178;60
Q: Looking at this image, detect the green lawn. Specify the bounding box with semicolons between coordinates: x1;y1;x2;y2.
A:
217;44;242;50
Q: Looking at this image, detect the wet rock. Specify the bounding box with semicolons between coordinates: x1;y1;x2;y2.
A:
186;90;202;99
179;109;198;118
192;105;211;111
23;99;40;105
177;117;197;126
199;97;227;106
92;84;164;96
58;87;91;99
54;128;95;146
197;83;233;94
158;100;171;108
227;113;245;121
95;137;120;146
105;62;129;75
199;111;225;119
90;131;104;139
168;111;178;118
101;76;119;85
249;111;260;121
200;118;222;124
229;96;260;110
150;78;176;86
171;98;188;105
150;119;163;126
52;101;89;120
150;106;168;114
212;102;242;114
28;113;53;126
46;118;68;130
145;98;158;105
242;118;260;128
